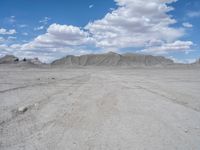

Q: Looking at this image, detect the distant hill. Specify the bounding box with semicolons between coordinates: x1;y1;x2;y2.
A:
51;52;174;66
18;58;43;65
0;55;19;64
0;55;43;67
1;53;199;67
193;58;200;65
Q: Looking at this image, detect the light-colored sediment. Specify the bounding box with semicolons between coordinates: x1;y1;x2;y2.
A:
0;67;200;150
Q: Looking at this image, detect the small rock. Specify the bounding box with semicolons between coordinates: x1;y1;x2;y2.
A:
51;77;55;80
184;129;188;133
18;106;28;113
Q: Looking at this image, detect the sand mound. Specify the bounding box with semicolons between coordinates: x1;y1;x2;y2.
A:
51;52;174;66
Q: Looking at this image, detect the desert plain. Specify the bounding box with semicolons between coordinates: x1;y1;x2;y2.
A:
0;66;200;150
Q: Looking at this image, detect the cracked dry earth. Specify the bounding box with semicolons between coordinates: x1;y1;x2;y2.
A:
0;67;200;150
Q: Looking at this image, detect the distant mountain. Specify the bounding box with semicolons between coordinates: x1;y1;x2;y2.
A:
194;58;200;65
19;58;43;65
51;52;174;66
0;55;44;66
0;55;19;64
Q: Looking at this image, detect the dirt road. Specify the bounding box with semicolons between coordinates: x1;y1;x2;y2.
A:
0;67;200;150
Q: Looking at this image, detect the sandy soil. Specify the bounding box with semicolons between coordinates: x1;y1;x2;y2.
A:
0;66;200;150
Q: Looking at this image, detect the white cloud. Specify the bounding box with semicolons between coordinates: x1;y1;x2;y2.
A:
19;24;28;28
39;17;51;25
0;28;16;35
32;23;94;47
141;40;193;54
34;17;51;31
0;24;96;62
187;11;200;18
8;16;16;23
89;5;94;8
182;22;193;28
0;37;5;43
1;24;94;53
85;0;184;49
22;32;28;36
0;36;17;44
8;36;17;40
34;26;45;31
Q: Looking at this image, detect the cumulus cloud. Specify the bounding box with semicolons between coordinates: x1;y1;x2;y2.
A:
31;23;94;48
0;28;16;35
0;24;95;59
182;22;193;28
85;0;185;49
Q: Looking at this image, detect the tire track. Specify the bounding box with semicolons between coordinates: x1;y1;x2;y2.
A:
0;74;92;149
0;74;90;94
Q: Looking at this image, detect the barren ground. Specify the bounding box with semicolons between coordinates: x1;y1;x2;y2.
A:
0;66;200;150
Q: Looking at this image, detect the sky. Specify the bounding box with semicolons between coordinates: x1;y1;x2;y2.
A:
0;0;199;63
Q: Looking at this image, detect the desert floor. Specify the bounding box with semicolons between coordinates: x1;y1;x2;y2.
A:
0;67;200;150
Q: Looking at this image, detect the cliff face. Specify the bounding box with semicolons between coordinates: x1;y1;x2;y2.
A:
51;52;174;66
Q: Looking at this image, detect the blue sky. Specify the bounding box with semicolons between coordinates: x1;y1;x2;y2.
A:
0;0;199;63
